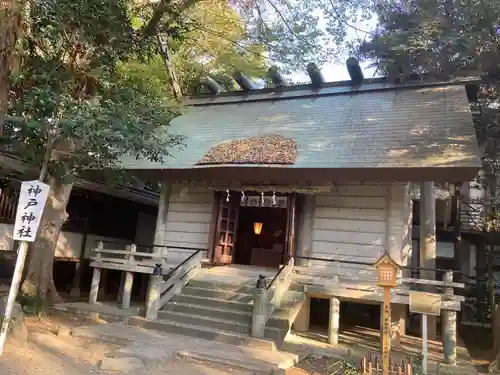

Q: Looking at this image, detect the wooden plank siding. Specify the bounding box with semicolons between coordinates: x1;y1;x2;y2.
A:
155;184;214;263
310;183;410;281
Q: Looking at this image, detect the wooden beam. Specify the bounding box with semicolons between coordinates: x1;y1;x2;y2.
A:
305;286;463;311
206;191;219;263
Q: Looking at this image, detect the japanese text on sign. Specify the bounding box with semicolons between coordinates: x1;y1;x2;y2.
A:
13;181;50;242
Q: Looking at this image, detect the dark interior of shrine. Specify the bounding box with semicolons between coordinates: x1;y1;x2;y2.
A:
234;206;288;268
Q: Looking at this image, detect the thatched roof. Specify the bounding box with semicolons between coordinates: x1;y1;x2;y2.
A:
196;134;297;165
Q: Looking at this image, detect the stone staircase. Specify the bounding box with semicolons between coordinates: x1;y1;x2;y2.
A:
127;268;305;351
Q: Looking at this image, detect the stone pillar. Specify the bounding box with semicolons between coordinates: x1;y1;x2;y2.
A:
251;283;268;338
145;274;162;319
442;270;457;365
328;298;340;345
89;267;101;304
121;272;134;310
293;296;310;332
420;182;437;340
89;245;102;304
390;303;407;346
120;245;136;310
296;195;315;267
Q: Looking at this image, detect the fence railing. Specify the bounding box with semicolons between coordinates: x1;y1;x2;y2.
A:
145;248;205;319
251;256;294;338
293;255;466;290
88;242;206;311
89;243;167;274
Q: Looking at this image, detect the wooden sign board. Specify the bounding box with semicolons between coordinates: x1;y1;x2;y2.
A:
409;291;442;316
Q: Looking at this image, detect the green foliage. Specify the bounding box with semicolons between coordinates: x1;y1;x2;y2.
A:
119;0;269;97
235;0;374;71
1;0;183;182
17;293;48;317
359;0;500;80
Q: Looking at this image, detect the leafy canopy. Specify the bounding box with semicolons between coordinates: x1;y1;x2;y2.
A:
2;0;184;182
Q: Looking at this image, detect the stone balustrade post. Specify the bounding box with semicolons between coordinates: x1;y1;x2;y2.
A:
251;275;268;338
145;263;163;319
121;244;136;310
89;242;103;304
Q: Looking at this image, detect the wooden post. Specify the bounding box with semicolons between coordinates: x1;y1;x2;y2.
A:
70;231;88;298
295;195;315;267
420;182;437;341
70;261;81;298
328;297;340;345
442;270;457;365
121;244;136;310
382;287;391;375
422;314;428;375
89;242;103;304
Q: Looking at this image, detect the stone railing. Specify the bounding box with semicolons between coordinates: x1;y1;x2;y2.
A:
145;249;204;319
88;242;205;314
251;256;294;338
88;242;168;308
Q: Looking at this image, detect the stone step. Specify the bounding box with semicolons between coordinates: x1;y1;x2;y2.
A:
127;316;276;351
157;310;283;342
171;294;254;312
161;301;253;322
188;279;304;294
181;286;255;303
161;300;295;333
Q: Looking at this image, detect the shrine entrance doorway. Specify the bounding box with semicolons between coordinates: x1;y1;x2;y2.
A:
212;191;296;268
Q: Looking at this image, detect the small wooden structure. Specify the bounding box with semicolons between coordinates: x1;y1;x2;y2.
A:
360;355;413;375
374;253;401;375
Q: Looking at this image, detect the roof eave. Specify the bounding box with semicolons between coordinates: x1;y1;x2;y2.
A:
125;165;481;184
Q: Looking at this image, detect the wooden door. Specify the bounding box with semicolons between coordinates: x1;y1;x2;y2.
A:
213;193;240;264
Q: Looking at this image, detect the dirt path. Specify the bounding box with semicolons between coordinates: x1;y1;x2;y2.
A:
0;312;257;375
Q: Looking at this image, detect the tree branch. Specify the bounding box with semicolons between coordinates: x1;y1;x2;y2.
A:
141;0;199;37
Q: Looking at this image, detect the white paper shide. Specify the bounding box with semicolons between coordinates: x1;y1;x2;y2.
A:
13;180;50;242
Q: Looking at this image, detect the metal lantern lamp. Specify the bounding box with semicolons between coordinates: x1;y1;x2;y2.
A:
254;222;263;235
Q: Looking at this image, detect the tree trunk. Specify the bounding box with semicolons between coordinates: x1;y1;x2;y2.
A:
21;176;74;306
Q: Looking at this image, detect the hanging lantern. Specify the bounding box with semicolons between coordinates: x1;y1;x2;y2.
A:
226;189;230;202
272;191;276;205
261;192;264;205
254;222;263;235
241;191;246;204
